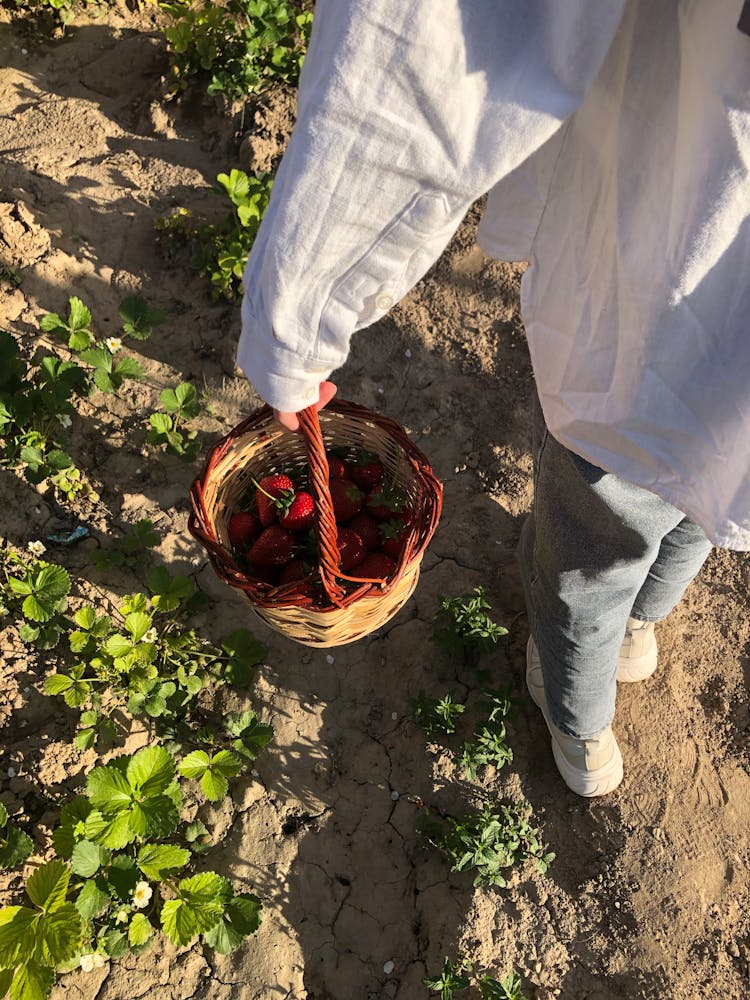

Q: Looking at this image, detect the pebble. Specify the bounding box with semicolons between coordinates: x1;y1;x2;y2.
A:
377;387;384;394
534;961;542;975
404;349;411;358
390;790;399;801
383;961;395;974
391;712;398;721
728;941;740;958
6;768;16;778
325;654;334;665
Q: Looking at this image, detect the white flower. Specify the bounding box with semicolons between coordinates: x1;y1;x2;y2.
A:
143;627;158;643
79;952;106;972
132;881;153;909
56;413;72;429
115;908;129;924
0;604;9;617
105;337;122;353
27;540;46;556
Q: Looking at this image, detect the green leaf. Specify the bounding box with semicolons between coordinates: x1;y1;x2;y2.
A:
74;729;96;751
43;674;73;696
106;854;139;900
26;860;70;911
0;824;34;869
0;907;37;967
52;797;92;858
104;633;132;658
124;612;152;643
148;412;172;435
114;357;144;380
86;765;133;812
119;295;165;340
0;804;6;828
39;903;81;964
178;750;209;781
100;927;128;959
84;811;135;851
74;879;110;921
40;311;66;334
71;840;110;878
20;565;70;623
160;898;198;948
202;892;262;953
179;872;231;919
67;297;91;333
129;797;179;841
74;606;96;630
220;629;267;686
128;912;154;947
9;960;56;1000
136;844;190;881
78;346;111;372
126;746;175;796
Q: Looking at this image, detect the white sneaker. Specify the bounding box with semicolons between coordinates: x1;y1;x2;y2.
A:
526;637;623;797
617;617;657;683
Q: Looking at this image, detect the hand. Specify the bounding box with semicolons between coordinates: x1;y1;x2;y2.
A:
273;380;337;432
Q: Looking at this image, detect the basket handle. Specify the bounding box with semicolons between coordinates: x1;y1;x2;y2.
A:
297;405;347;606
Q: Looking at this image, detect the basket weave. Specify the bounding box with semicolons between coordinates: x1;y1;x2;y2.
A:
188;399;443;647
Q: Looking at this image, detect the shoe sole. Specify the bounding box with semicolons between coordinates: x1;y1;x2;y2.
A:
616;644;658;683
526;637;623;797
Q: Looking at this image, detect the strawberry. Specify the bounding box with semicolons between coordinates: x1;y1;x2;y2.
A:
279;491;315;532
346;511;380;550
336;527;366;571
255;474;295;527
326;454;350;480
379;517;410;558
329;478;364;521
366;483;408;520
247;525;295;567
351;453;385;493
228;511;260;550
279;558;314;584
356;552;396;579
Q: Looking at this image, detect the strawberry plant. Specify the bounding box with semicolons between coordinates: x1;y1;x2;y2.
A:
1;551;71;649
118;295;165;341
419;800;554;888
0;746;263;995
433;586;508;664
157;169;273;299
43;580;268;749
159;0;312;102
425;958;528;1000
0;803;33;870
146;382;202;460
91;518;161;572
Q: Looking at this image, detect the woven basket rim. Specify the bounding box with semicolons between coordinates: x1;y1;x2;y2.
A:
188;399;442;620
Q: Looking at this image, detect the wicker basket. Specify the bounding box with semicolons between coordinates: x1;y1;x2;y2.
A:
188;399;443;647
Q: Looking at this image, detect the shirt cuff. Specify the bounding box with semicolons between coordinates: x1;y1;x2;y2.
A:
236;317;332;413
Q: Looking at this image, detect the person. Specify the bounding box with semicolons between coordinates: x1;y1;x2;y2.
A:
236;0;750;796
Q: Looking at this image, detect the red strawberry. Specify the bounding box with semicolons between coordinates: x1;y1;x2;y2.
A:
329;478;364;521
228;511;260;550
351;454;385;493
366;483;408;520
379;517;410;558
347;511;380;550
356;552;396;579
336;527;366;571
279;491;315;532
279;558;313;584
247;526;295;567
255;474;295;527
326;454;350;479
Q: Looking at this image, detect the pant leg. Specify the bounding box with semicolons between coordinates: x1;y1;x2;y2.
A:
518;390;709;739
630;516;712;621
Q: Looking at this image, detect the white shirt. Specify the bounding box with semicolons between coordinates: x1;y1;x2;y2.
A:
238;0;750;550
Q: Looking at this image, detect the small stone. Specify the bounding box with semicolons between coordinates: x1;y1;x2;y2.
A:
533;961;542;974
728;941;740;958
390;790;399;801
325;654;334;664
391;712;398;721
21;48;28;55
6;768;16;778
404;349;412;358
614;901;621;909
383;961;395;974
377;387;384;394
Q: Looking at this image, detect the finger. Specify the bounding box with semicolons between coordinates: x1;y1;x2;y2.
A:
316;380;337;410
273;409;300;432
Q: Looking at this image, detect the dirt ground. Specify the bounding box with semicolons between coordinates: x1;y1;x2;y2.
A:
0;5;748;1000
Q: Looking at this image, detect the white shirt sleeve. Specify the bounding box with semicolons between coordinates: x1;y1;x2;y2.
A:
237;0;626;412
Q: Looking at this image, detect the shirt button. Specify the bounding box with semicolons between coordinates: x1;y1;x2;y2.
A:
375;293;394;310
